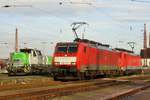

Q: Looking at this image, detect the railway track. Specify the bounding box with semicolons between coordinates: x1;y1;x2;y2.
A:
2;79;150;100
0;74;150;100
103;75;150;100
0;79;123;100
107;83;150;100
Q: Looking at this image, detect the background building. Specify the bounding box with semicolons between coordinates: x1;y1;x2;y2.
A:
140;24;150;67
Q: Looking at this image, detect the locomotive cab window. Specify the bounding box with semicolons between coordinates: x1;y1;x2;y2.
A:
33;51;37;57
20;49;32;54
56;46;67;53
36;50;42;56
68;46;78;53
56;43;78;53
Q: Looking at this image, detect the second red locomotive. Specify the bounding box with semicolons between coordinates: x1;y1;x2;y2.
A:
52;39;142;80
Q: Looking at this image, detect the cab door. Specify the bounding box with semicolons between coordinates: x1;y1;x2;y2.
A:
30;50;38;65
36;50;43;65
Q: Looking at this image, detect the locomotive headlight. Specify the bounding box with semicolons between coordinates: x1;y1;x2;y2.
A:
71;62;76;65
55;62;60;65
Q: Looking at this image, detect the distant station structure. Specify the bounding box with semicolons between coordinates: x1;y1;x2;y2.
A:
140;24;150;66
0;59;8;73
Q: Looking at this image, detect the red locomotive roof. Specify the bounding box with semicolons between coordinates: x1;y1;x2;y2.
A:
115;48;133;53
74;38;110;48
56;38;139;56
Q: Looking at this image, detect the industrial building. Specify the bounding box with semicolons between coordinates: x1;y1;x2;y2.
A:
140;24;150;66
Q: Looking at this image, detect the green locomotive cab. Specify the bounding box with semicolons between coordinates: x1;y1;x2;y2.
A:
7;48;52;75
8;51;30;75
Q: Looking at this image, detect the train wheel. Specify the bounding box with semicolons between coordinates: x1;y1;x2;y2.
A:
8;72;15;76
24;67;31;74
85;71;91;80
53;76;59;81
78;72;85;80
89;71;95;79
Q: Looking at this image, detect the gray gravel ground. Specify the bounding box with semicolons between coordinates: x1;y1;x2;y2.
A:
121;87;150;100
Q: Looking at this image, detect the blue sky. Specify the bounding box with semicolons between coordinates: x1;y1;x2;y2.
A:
0;0;150;58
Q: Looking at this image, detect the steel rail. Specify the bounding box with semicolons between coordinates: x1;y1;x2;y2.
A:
0;80;121;100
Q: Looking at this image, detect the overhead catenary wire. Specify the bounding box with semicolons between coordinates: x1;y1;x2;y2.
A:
90;2;145;50
30;4;91;39
131;0;150;3
58;1;133;39
0;14;58;40
59;1;138;30
0;3;67;41
59;0;92;5
0;1;145;47
57;1;143;50
0;1;142;31
0;17;58;52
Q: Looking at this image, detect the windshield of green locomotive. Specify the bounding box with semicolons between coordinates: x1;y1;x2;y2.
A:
56;43;78;53
20;49;32;53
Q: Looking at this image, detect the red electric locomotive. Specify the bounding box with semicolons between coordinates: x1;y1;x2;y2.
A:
52;39;142;80
52;22;142;80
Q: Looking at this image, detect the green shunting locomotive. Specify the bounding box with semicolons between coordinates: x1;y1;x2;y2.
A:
7;48;53;75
